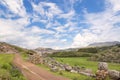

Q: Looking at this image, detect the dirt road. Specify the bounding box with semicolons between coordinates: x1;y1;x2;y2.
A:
13;54;69;80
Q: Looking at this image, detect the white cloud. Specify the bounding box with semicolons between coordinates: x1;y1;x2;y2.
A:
71;32;98;48
0;0;26;17
32;2;62;20
58;10;75;19
1;0;120;49
0;18;42;49
30;26;55;34
54;26;66;33
0;18;62;49
106;0;120;12
71;0;120;48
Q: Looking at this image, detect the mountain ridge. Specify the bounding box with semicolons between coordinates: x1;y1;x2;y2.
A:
88;41;120;47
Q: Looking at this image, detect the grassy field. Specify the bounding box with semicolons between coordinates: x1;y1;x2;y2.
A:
0;54;26;80
38;63;94;80
54;57;120;72
37;57;120;80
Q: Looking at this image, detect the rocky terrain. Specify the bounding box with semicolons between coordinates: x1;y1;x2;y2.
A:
0;42;19;54
90;44;120;63
0;42;36;55
34;47;56;56
29;55;120;80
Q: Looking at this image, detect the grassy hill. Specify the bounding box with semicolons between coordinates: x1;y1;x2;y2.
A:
49;44;120;63
0;42;37;56
89;44;120;63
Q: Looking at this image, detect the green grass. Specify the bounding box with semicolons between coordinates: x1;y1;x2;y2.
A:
0;54;13;65
0;54;26;80
21;52;29;60
37;63;94;80
37;57;120;80
54;57;120;72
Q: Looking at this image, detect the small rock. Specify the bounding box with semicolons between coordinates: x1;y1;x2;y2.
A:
70;69;78;73
64;65;72;71
51;66;58;72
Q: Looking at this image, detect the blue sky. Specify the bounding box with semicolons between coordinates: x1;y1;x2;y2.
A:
0;0;120;49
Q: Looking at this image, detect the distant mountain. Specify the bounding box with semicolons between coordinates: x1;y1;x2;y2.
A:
34;47;56;56
60;48;79;52
88;41;120;47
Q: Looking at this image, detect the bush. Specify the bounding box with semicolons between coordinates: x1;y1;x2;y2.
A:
59;71;63;75
78;47;98;53
0;69;10;80
1;63;12;70
77;52;93;57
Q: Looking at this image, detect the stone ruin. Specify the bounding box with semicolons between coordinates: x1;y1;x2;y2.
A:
96;62;120;80
42;57;94;76
29;54;43;64
96;62;108;80
28;54;120;80
108;70;120;80
37;57;120;80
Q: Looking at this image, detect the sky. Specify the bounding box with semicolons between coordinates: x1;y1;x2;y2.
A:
0;0;120;49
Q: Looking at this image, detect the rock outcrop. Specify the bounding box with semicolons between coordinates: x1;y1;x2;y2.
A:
96;62;108;80
42;57;94;77
0;42;18;54
96;62;120;80
108;70;120;80
29;54;43;64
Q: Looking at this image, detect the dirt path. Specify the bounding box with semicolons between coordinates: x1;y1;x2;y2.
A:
13;54;69;80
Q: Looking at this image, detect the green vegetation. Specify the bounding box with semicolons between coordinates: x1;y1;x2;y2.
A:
50;51;93;57
78;47;98;53
37;63;94;80
49;45;120;63
0;54;26;80
44;45;120;79
49;46;105;57
54;57;120;72
90;45;120;63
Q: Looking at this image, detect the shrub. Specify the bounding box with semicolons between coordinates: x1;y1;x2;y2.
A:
1;63;12;70
0;69;10;80
59;71;63;75
78;47;98;53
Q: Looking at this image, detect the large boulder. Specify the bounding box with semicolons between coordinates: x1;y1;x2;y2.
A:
64;64;72;71
108;70;120;80
98;62;108;71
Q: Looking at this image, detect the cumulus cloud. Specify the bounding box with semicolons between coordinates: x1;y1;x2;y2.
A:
0;0;120;49
71;0;120;48
32;2;62;21
0;0;26;17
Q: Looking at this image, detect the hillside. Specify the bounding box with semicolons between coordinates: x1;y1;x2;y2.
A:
89;44;120;63
49;44;120;63
88;41;120;47
34;47;56;56
0;42;36;55
0;42;19;54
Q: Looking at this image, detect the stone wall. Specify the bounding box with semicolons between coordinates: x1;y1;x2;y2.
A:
28;55;120;80
96;62;120;80
42;57;94;76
